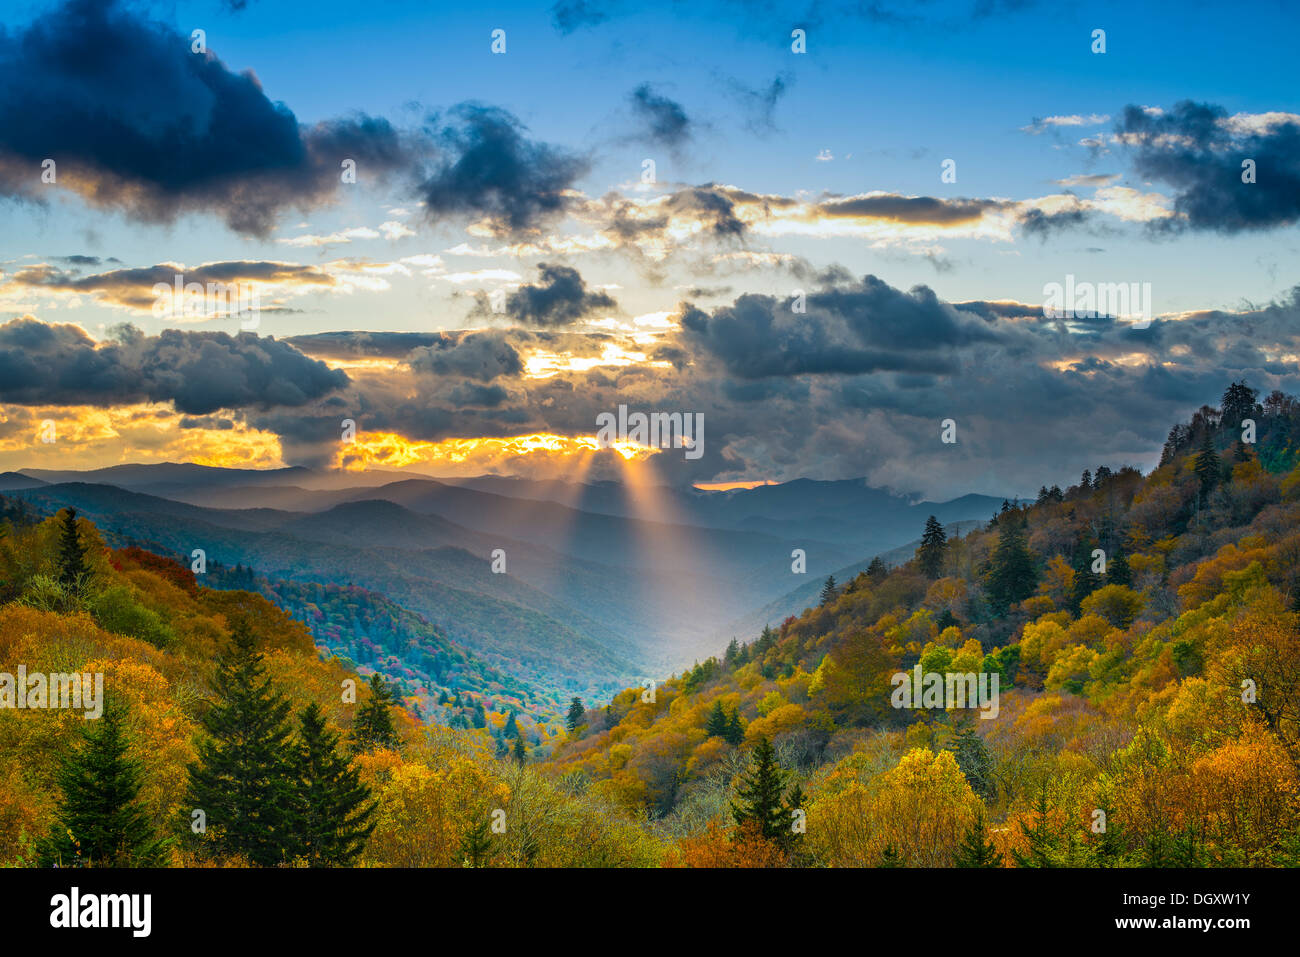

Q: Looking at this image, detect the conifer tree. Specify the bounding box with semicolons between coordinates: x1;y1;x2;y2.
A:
459;818;493;868
37;697;167;867
566;697;585;733
985;519;1037;613
294;703;376;866
1108;549;1131;587
705;700;728;737
1195;430;1220;496
917;516;947;578
819;575;838;606
503;710;519;739
730;735;787;841
186;621;300;866
878;844;902;867
353;674;400;752
866;556;887;581
512;732;527;766
1011;785;1061;868
949;720;994;800
954;812;1004;868
723;708;745;746
1069;537;1102;614
56;507;88;594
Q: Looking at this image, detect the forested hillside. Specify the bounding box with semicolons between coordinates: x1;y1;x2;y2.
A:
2;383;1298;867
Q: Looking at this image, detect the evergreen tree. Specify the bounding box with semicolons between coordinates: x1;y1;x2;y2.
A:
985;520;1037;613
866;556;887;581
1011;785;1060;868
353;674;400;752
512;732;527;766
566;697;585;733
1220;380;1258;430
783;783;806;853
471;701;487;729
459;818;493;868
1108;549;1131;587
37;697;167;867
723;708;745;746
730;735;787;842
705;700;728;737
723;638;740;667
819;575;838;606
878;844;902;867
954;812;1004;868
503;711;519;739
56;507;88;594
1195;430;1220;496
1069;537;1102;614
1080;469;1092;491
948;720;994;800
917;516;947;578
186;621;301;866
294;703;376;866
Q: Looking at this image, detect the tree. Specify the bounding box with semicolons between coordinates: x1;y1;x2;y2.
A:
512;732;527;766
819;575;838;606
985;520;1037;613
1069;537;1102;614
1011;785;1062;868
866;556;887;581
917;516;947;578
878;844;902;867
186;621;301;866
948;720;994;800
503;711;519;740
566;697;585;733
730;735;788;842
294;703;376;866
1108;549;1131;587
705;700;728;738
459;819;493;868
1195;430;1220;496
37;697;167;867
56;507;88;594
723;708;745;746
353;674;399;752
954;812;1004;868
1221;380;1258;430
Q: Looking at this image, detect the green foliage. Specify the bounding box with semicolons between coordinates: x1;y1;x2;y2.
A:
917;515;947;578
294;703;376;866
954;812;1003;868
353;674;400;752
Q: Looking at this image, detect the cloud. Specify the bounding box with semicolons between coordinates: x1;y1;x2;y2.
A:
5;260;337;312
0;317;348;414
415;104;589;237
0;0;411;236
1116;100;1300;232
489;263;619;327
407;330;526;380
629;84;693;150
727;74;791;134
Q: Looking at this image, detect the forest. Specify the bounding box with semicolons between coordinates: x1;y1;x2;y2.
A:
1;382;1297;867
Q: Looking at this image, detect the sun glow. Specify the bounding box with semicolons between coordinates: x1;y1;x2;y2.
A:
335;430;661;472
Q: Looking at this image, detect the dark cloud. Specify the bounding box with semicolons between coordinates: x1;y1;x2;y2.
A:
0;0;411;236
728;74;792;134
7;260;335;310
286;331;453;360
551;0;616;32
1019;205;1093;238
1116;100;1300;232
680;274;999;378
816;194;1008;226
407;330;525;381
629;84;693;150
0;317;348;414
416;104;589;236
493;263;618;327
667;185;747;237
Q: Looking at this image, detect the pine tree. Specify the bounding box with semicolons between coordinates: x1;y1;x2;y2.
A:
353;674;399;752
1011;785;1060;868
954;812;1004;868
1108;549;1131;587
949;720;994;800
186;621;301;866
512;732;527;766
459;818;493;868
1195;430;1220;496
1069;537;1102;614
730;735;787;841
566;697;585;733
878;844;902;867
917;516;947;578
503;711;519;739
56;507;88;594
294;703;376;866
985;519;1037;613
705;700;728;737
723;708;744;745
37;697;167;867
819;575;838;606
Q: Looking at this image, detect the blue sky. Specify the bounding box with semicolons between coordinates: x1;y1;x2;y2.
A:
1;0;1298;495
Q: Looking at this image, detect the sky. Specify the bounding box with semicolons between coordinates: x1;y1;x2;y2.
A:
1;0;1298;498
